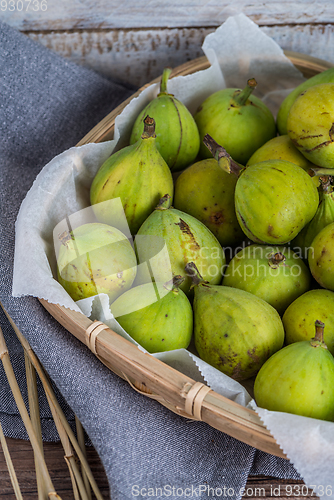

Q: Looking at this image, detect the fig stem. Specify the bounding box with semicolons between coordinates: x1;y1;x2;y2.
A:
159;67;172;94
185;262;208;288
141;115;156;139
319;176;334;194
156;194;172;210
268;252;286;268
314;320;325;342
163;275;185;291
308;167;334;177
231;78;257;107
203;134;244;177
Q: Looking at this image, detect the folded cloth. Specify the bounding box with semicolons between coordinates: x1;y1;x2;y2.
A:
0;20;300;499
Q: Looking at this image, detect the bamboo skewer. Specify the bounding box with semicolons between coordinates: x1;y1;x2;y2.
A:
0;324;60;499
75;416;92;500
0;302;105;500
0;422;24;500
25;351;47;500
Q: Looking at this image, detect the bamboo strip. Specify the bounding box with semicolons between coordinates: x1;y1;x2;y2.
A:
0;324;59;498
0;303;105;500
0;421;24;500
25;351;47;500
44;398;86;500
75;416;92;500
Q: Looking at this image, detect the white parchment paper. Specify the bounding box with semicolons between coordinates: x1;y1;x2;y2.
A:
14;13;332;492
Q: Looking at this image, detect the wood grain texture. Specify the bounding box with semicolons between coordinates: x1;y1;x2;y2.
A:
3;1;334;31
0;439;317;500
25;24;334;87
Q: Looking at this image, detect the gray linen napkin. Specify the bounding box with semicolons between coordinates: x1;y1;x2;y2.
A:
0;21;300;499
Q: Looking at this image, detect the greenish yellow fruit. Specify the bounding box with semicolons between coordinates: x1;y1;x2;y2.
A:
277;67;334;135
90;116;173;235
194;78;276;164
129;68;200;172
235;160;319;244
247;135;319;187
222;245;311;315
293;176;334;259
110;277;193;353
308;222;334;290
57;222;137;302
287;83;334;169
254;320;334;421
135;195;225;296
283;289;334;356
187;262;284;381
173;158;244;247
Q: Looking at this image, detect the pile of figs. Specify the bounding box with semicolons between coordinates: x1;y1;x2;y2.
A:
57;66;334;422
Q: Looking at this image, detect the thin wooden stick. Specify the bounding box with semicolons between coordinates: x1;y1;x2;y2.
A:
0;303;104;500
75;416;92;500
25;351;47;500
0;421;24;500
0;324;60;499
43;390;89;500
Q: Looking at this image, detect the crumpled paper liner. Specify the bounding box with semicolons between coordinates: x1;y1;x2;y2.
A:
13;12;333;493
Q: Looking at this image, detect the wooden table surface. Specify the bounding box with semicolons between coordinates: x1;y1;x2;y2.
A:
0;438;317;500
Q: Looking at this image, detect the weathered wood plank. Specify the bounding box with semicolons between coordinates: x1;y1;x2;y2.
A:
26;28;211;86
25;24;334;87
3;1;334;31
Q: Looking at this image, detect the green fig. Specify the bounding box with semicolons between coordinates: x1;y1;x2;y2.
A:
283;289;334;356
254;320;334;421
90;116;173;235
134;194;225;296
222;245;311;315
287;83;334;169
173;158;244;248
110;276;193;353
186;262;284;381
204;136;319;245
277;66;334;136
194;78;276;164
129;68;200;172
57;222;137;302
247;135;319;187
308;221;334;291
293;176;334;259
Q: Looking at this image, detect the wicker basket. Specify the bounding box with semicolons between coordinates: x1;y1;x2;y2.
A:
39;52;333;460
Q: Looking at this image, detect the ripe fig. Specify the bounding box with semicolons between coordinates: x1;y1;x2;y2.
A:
222;244;311;315
135;194;225;296
277;66;334;135
287;83;334;169
57;222;137;302
293;176;334;259
254;320;334;421
173;158;244;248
90;116;173;235
283;289;334;356
129;68;200;172
204;136;319;245
110;276;193;353
247;134;317;175
194;78;276;164
308;221;334;291
186;262;284;381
